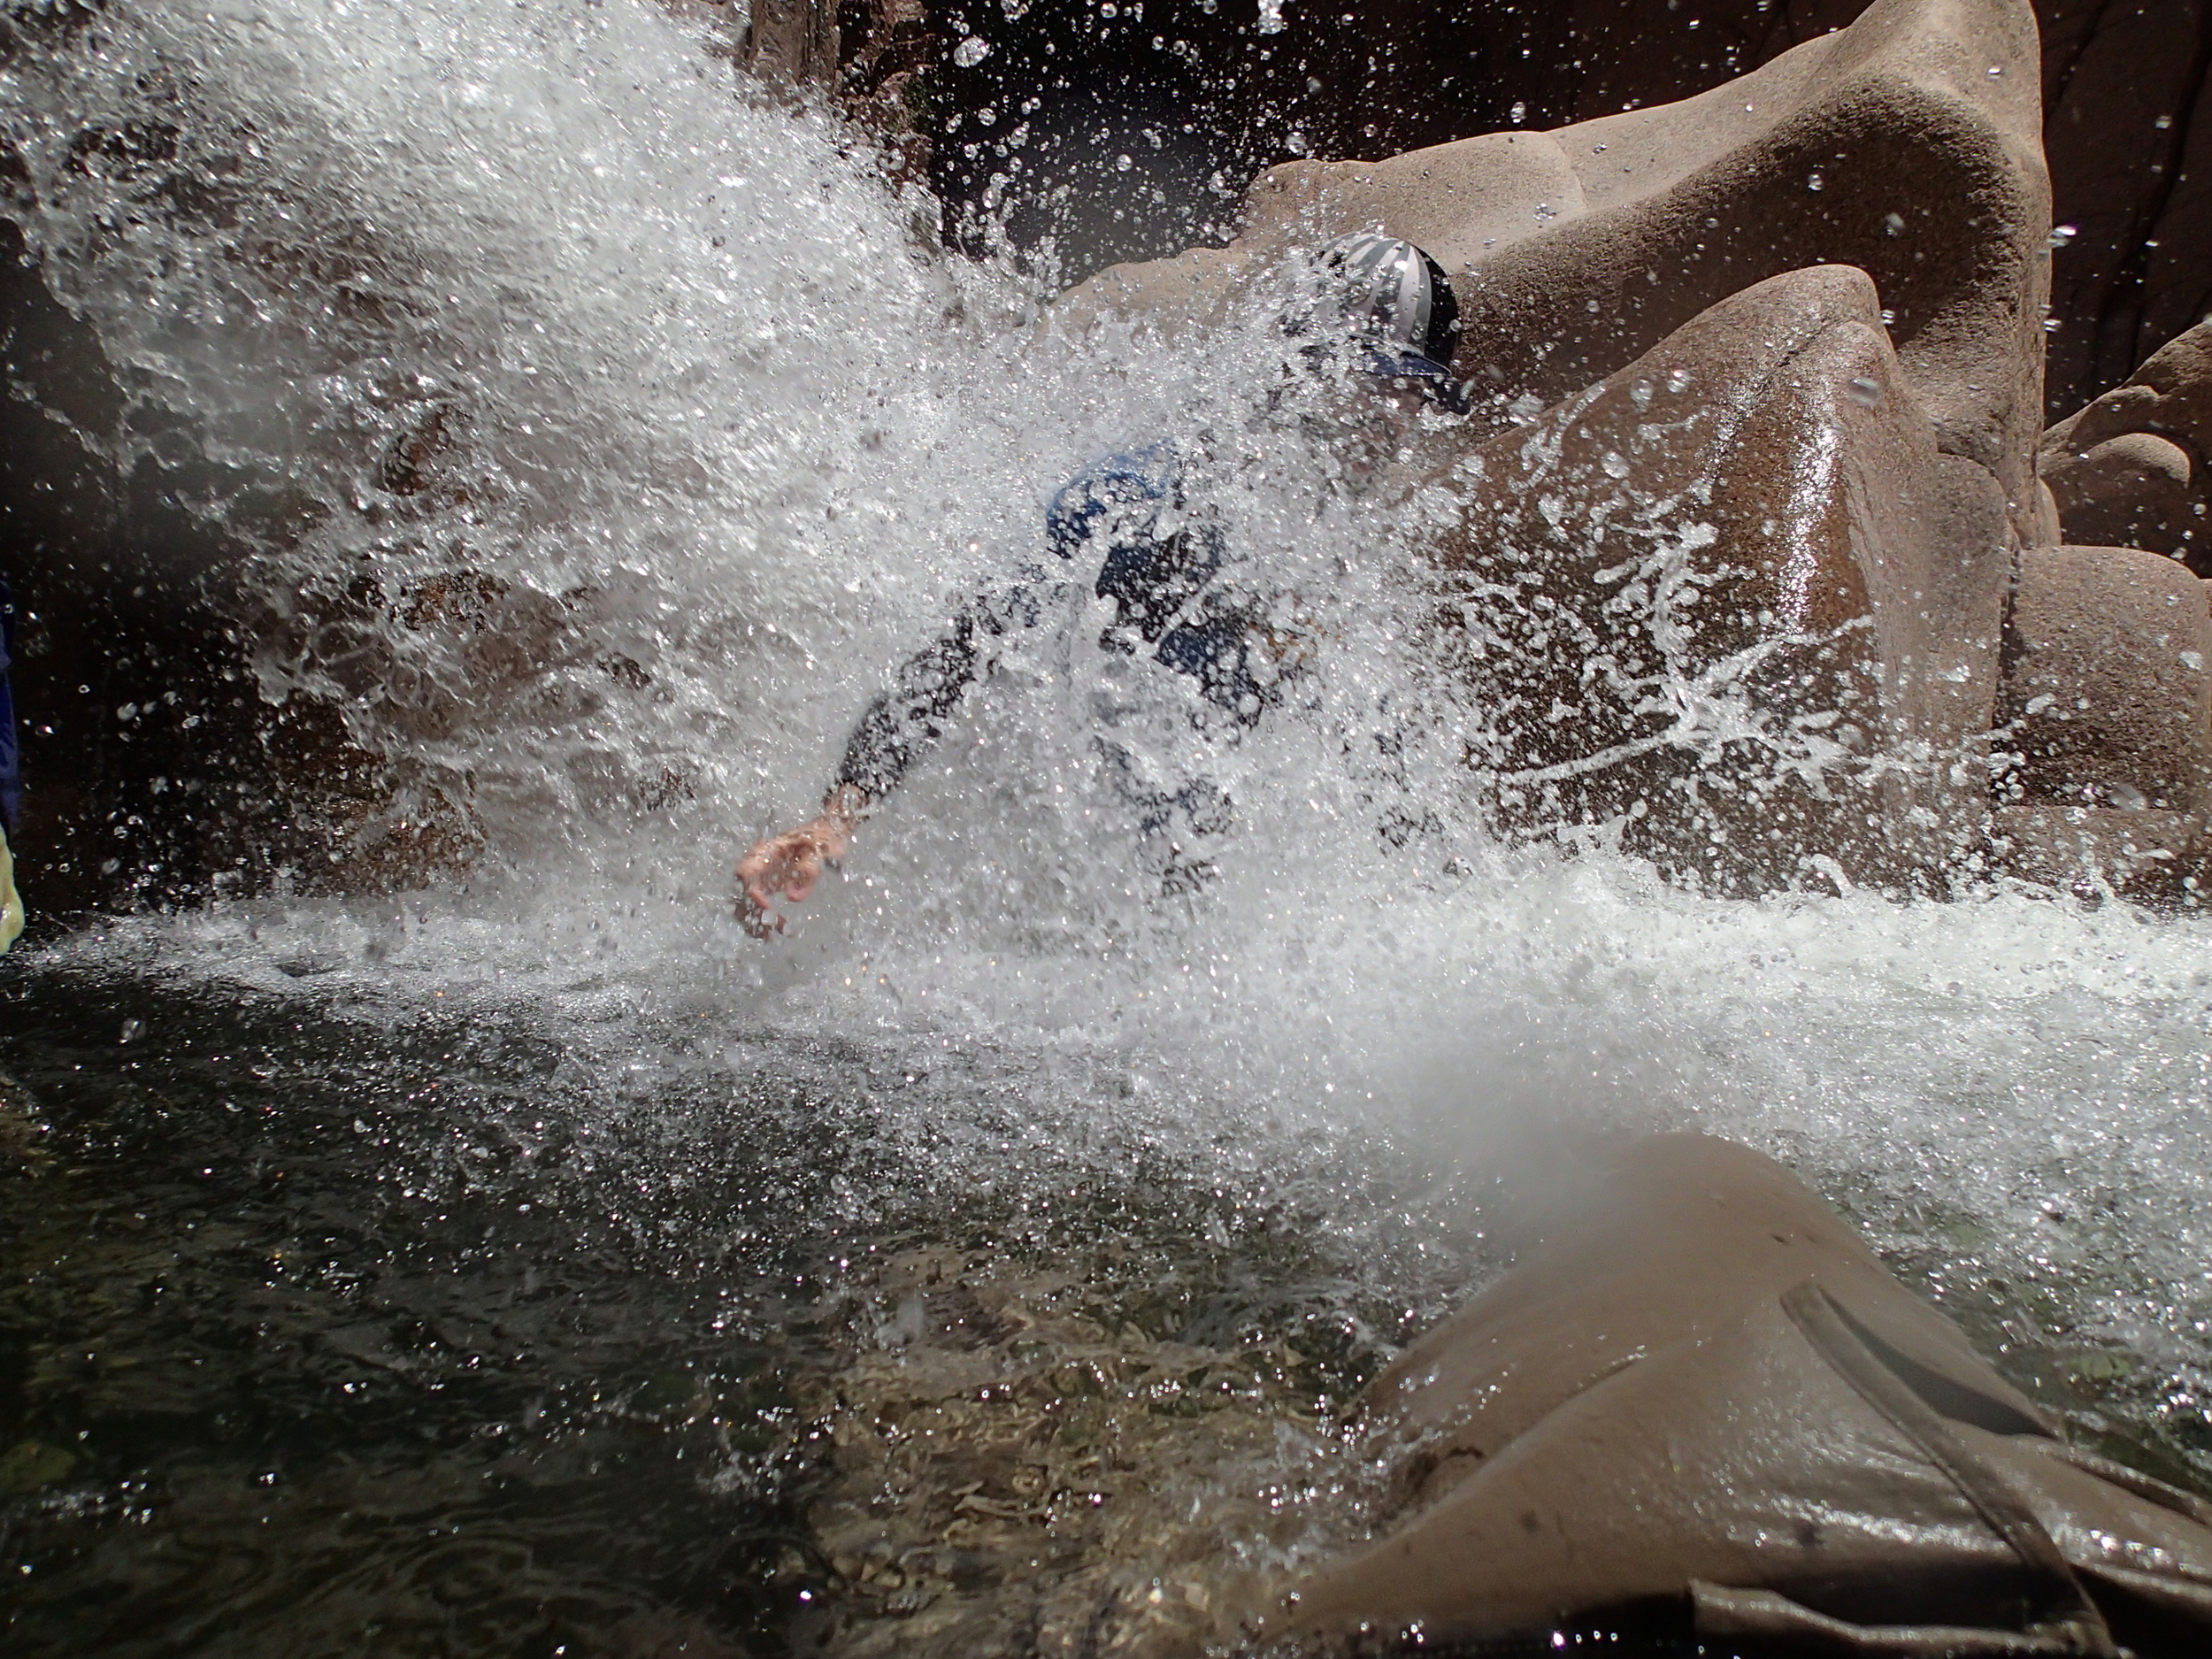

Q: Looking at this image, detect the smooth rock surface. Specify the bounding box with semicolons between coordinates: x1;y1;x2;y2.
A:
2042;322;2212;572
1422;264;2008;893
1997;543;2212;814
1277;1134;2212;1655
1063;0;2052;538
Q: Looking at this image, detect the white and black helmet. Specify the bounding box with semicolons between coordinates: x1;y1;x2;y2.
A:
1319;232;1462;366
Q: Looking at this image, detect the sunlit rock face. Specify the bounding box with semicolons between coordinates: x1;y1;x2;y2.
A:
1064;0;2045;894
1426;265;2010;895
1258;0;2051;537
927;0;2205;419
2043;322;2212;572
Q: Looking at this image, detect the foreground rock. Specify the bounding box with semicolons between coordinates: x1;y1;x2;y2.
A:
1273;1135;2212;1655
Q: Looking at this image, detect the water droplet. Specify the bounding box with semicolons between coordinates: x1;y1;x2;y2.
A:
1883;211;1906;237
1665;367;1691;394
1845;377;1882;409
2043;317;2062;334
1807;172;1824;192
953;35;991;67
1601;451;1631;479
2048;223;2078;248
1509;101;1527;126
1879;307;1896;326
1116;153;1133;172
1986;63;2003;77
2156;113;2174;130
1001;0;1029;15
1533;202;1556;221
120;1018;144;1044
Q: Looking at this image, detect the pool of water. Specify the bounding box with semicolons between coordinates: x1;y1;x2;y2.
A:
4;874;2210;1658
0;941;1498;1657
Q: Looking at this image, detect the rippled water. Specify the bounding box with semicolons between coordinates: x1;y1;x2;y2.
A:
4;4;2211;1656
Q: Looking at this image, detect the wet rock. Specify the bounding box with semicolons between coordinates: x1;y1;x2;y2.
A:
1997;543;2212;815
1275;1134;2212;1655
1985;541;2212;892
2041;321;2212;572
1423;264;2008;894
1067;0;2052;538
1988;803;2210;899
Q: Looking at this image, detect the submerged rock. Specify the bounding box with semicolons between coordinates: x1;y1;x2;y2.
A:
1273;1135;2212;1655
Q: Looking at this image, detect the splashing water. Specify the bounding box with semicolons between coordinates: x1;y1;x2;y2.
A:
4;4;2211;1656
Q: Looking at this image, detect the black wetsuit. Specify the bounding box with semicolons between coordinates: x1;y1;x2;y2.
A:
832;442;1280;805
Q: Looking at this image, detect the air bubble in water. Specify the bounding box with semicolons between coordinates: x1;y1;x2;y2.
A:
1845;378;1882;409
1807;172;1824;192
1116;154;1133;172
2048;223;2078;249
953;35;991;67
1883;211;1906;236
1601;451;1630;479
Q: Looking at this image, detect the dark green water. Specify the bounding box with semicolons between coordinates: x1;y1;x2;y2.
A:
4;952;2208;1659
0;958;1497;1658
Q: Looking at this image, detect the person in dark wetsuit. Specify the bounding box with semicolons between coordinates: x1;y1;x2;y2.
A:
738;234;1468;937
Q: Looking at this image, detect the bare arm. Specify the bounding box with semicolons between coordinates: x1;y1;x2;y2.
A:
735;782;868;939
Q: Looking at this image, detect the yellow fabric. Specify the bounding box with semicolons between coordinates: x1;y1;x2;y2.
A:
0;825;20;955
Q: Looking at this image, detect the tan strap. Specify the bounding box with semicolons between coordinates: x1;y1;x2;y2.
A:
1778;1280;2118;1657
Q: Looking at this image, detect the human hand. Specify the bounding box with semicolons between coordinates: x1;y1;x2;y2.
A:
735;787;864;939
